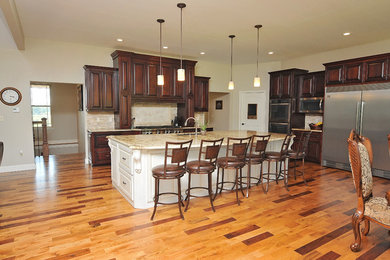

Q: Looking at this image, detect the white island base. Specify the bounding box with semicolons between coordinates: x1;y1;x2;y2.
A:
108;131;287;209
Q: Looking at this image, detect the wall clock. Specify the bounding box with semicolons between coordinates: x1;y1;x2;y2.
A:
0;87;22;106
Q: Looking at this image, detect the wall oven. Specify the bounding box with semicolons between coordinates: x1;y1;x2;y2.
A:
298;97;323;113
269;99;291;122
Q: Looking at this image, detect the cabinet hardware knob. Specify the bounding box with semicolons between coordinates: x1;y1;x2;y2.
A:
122;157;126;160
122;181;127;185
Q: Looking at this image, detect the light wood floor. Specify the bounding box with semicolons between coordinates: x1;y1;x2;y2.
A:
1;154;389;259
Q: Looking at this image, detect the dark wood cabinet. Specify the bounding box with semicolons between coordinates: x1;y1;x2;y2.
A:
194;76;210;112
84;65;118;112
298;71;325;97
291;130;322;163
269;69;308;99
324;53;390;86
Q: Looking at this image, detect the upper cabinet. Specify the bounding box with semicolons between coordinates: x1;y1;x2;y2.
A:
324;53;390;86
269;69;308;99
298;71;325;97
84;65;118;112
194;76;210;112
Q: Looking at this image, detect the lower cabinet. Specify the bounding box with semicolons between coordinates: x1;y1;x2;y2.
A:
291;130;323;163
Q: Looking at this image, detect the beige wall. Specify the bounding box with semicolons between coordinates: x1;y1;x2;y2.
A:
208;92;230;131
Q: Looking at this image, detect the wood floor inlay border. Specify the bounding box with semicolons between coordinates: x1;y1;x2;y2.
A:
0;200;33;208
46;248;91;260
356;241;389;260
78;197;103;203
242;231;273;245
203;201;242;212
299;200;343;217
316;251;340;260
224;225;260;239
185;217;236;235
0;238;14;245
116;215;182;235
295;223;352;255
272;191;312;203
89;209;149;227
57;183;107;192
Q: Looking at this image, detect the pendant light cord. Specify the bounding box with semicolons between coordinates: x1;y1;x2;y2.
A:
230;36;233;81
256;27;259;77
180;7;183;69
160;22;162;75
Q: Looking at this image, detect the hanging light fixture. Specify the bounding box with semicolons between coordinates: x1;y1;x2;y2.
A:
228;35;235;90
177;3;186;81
157;19;165;86
254;24;262;87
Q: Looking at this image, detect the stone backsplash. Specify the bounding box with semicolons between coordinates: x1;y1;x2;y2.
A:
305;115;323;129
86;111;115;130
132;102;177;126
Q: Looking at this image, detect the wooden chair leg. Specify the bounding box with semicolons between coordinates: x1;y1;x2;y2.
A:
177;178;184;220
235;169;240;206
221;168;225;193
350;212;363;252
275;161;279;184
283;159;289;191
239;168;245;197
246;163;251;197
264;160;270;193
208;173;215;212
294;159;297;180
184;173;191;212
362;219;370;236
151;178;159;220
302;158;307;186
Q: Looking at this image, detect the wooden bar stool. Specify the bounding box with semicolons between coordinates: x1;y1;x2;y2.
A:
151;140;192;220
288;131;311;185
213;136;251;205
263;134;292;193
185;138;224;212
241;135;270;197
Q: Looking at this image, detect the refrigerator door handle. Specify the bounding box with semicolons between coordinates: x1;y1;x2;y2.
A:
360;101;365;135
355;101;361;133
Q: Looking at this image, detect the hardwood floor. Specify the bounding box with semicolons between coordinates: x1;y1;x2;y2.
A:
1;154;389;259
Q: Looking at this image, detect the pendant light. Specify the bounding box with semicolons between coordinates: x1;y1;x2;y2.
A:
254;24;262;87
177;3;186;81
228;35;235;90
157;19;165;86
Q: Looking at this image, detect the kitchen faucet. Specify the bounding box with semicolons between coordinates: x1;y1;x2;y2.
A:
184;117;198;136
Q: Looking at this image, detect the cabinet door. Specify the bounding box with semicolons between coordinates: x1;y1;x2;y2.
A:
172;65;185;99
300;75;314;97
325;65;343;85
344;62;363;84
194;77;209;111
102;70;116;110
365;58;387;82
313;72;325;97
281;72;293;98
146;64;158;97
86;70;102;110
270;74;281;98
118;56;132;129
132;61;146;96
160;65;173;97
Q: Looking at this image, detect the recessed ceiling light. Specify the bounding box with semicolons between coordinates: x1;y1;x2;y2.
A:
116;38;123;42
200;52;205;55
268;51;274;55
343;32;351;36
163;46;168;49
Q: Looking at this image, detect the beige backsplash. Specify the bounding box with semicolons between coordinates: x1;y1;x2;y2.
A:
132;102;177;126
305;115;323;129
87;111;115;130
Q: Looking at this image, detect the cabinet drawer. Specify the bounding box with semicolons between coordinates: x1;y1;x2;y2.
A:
119;172;133;200
119;149;131;170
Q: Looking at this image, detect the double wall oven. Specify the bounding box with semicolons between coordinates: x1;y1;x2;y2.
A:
269;99;291;133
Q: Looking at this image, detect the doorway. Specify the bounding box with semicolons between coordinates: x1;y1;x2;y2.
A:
239;91;267;132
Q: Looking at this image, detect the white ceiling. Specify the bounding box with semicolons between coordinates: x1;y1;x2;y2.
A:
3;0;390;64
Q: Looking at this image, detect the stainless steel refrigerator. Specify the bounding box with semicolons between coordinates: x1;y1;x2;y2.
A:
322;83;390;179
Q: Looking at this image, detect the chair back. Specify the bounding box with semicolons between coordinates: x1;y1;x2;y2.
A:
347;130;374;212
225;136;251;160
193;138;224;173
296;131;311;155
0;141;3;166
280;134;293;157
163;140;193;176
249;135;270;158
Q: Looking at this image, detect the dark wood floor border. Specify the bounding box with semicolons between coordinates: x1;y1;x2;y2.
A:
0;238;14;245
0;211;82;230
287;178;315;187
336;176;350;182
0;205;85;224
67;194;86;199
57;183;107;192
184;217;236;235
295;223;351;255
46;248;91;260
316;251;341;260
78;197;103;203
242;231;273;246
116;215;181;235
356;241;390;260
0;200;34;208
343;208;356;216
272;191;313;203
299;200;343;217
89;209;149;227
224;225;260;239
203;201;242;212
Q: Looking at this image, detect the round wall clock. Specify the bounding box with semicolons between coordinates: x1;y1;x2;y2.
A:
0;87;22;106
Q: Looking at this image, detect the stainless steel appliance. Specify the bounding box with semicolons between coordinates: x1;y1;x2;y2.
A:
322;83;390;179
269;99;305;133
298;97;323;113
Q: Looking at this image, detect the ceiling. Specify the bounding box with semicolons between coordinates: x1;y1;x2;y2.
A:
2;0;390;64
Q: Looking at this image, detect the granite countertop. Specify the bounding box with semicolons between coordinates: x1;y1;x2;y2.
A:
108;130;286;150
291;128;323;133
88;127;197;133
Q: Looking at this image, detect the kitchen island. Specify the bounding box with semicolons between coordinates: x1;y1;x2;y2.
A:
108;131;286;209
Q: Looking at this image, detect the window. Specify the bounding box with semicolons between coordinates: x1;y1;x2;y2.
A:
31;84;52;126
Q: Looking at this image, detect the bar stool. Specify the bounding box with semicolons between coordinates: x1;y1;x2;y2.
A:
185;138;224;212
214;136;251;205
263;134;292;193
151;140;192;220
241;135;270;197
288;131;311;185
0;141;3;166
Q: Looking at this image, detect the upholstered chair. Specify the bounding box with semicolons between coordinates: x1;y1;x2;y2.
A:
347;130;390;252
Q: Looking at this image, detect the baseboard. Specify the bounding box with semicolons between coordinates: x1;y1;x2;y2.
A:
0;163;36;173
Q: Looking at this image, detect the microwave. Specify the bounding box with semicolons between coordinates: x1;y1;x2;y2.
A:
298;97;323;113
